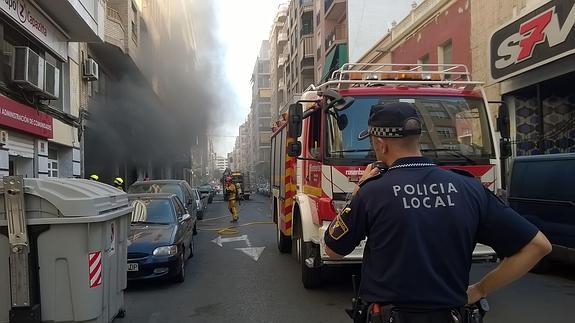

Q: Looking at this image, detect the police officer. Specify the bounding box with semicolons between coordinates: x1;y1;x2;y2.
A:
323;102;551;323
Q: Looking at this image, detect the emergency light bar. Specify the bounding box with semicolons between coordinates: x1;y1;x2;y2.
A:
309;63;483;91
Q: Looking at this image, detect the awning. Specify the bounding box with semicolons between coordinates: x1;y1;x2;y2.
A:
322;46;338;81
321;44;349;81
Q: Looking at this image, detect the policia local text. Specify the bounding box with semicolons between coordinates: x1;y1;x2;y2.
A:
393;182;458;209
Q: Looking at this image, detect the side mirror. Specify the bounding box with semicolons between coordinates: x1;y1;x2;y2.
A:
333;96;354;112
287;141;302;157
322;89;343;102
180;213;191;222
288;103;303;138
496;103;510;139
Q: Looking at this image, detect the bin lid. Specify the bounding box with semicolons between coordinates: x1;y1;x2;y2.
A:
1;178;129;218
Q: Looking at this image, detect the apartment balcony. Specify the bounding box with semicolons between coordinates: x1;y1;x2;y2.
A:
278;32;288;44
104;8;126;52
300;0;314;13
35;0;105;41
299;36;315;68
324;0;346;21
278;54;288;68
324;23;348;54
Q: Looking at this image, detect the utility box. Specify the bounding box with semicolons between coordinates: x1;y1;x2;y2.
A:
0;177;132;323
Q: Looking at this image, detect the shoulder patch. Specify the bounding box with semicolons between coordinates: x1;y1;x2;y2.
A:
328;215;349;240
450;168;475;178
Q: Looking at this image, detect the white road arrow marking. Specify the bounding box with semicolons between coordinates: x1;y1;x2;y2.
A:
235;247;265;261
211;234;249;247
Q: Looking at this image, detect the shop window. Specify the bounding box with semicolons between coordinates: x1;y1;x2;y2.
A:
48;149;58;178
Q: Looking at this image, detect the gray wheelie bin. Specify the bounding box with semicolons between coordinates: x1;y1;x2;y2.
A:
0;176;133;323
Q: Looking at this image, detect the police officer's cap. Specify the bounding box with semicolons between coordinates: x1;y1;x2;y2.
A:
358;102;422;140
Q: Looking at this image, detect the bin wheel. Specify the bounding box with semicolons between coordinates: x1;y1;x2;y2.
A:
117;309;126;318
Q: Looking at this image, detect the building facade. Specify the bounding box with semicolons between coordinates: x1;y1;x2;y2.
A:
0;0;105;179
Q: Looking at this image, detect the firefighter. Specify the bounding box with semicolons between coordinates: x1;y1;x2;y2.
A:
113;177;125;191
225;176;239;223
324;102;552;323
89;174;100;181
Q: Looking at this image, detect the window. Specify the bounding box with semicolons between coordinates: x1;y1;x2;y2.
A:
48;149;58;178
429;110;449;119
436;126;456;138
439;40;453;79
258;61;270;73
418;54;430;71
173;197;186;217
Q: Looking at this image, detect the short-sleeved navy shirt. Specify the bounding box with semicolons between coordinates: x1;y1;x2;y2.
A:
324;156;538;307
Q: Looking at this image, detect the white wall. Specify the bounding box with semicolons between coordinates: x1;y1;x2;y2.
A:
348;0;414;62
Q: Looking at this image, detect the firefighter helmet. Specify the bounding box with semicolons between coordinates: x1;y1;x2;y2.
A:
114;177;124;186
89;174;100;181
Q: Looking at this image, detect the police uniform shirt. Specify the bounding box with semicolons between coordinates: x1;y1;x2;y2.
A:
324;156;539;307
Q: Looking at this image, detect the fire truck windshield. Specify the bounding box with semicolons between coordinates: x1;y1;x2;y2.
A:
325;95;494;165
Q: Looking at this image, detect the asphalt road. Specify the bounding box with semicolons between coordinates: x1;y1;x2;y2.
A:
119;194;575;323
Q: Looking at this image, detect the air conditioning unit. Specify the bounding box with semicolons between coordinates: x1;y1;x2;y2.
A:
38;61;60;100
0;131;8;146
12;46;44;92
83;58;98;81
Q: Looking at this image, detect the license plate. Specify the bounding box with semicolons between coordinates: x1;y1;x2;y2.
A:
127;263;139;272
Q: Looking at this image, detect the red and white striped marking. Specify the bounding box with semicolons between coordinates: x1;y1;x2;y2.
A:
89;251;102;288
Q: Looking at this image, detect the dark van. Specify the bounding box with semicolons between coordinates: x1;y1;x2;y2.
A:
508;153;575;270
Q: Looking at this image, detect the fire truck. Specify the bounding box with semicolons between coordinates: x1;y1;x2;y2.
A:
270;63;504;289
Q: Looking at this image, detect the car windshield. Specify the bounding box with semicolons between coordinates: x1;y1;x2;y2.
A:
128;183;185;202
129;199;175;225
325;95;494;165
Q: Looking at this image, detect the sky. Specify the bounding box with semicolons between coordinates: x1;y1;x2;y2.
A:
210;0;415;157
211;0;285;156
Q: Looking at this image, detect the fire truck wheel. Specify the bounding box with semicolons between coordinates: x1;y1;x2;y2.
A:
295;221;321;288
300;241;322;289
277;220;292;253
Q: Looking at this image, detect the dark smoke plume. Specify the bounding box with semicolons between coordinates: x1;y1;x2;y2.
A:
86;0;233;172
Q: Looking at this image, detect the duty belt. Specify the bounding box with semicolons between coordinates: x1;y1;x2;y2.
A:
367;299;489;323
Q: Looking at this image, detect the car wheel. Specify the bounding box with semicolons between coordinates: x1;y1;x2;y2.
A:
173;252;185;283
193;223;198;236
197;210;204;220
208;197;213;204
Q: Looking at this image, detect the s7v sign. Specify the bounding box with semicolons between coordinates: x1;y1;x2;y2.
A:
490;0;575;81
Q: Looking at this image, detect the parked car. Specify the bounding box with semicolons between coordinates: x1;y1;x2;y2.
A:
127;193;197;282
191;187;207;220
198;184;214;203
128;180;197;215
507;153;575;272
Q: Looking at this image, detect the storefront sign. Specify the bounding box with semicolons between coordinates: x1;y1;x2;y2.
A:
0;95;53;138
490;0;575;81
0;0;68;60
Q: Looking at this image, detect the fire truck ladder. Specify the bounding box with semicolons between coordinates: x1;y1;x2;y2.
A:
308;63;484;91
